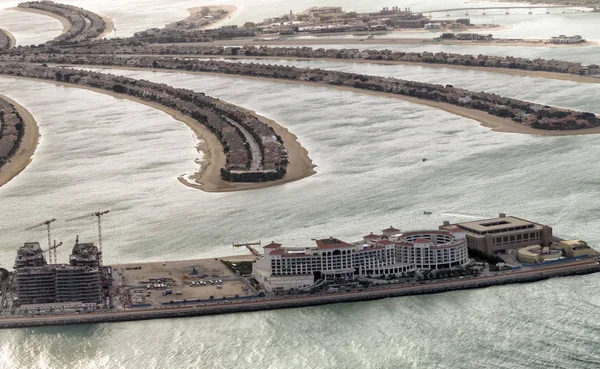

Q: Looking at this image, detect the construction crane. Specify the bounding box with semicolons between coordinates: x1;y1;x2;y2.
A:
66;210;110;253
42;240;64;264
25;218;56;262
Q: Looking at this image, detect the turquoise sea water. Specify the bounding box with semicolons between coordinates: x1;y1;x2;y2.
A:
1;1;600;368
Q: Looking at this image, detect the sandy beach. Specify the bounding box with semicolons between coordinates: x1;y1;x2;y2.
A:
0;94;40;188
0;74;314;193
94;13;116;40
9;6;71;35
187;5;239;30
209;37;595;48
69;65;600;137
144;54;600;86
0;28;16;48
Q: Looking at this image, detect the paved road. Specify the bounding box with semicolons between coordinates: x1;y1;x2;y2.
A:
224;117;262;170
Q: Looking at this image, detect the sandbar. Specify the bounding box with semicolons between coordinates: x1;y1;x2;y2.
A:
69;64;600;137
0;93;40;188
0;74;314;193
94;13;116;40
0;28;16;48
187;5;239;30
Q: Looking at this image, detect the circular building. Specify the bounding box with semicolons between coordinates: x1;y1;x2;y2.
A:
394;230;470;270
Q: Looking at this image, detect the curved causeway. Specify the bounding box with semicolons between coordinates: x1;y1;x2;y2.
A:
0;94;39;188
14;1;114;43
0;28;16;50
41;57;600;135
0;66;314;192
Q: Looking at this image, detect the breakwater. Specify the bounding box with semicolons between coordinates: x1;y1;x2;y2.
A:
1;261;597;329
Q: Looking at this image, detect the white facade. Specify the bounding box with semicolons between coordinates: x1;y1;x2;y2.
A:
253;227;470;293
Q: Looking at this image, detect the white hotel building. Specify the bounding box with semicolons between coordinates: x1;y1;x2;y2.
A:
253;227;470;293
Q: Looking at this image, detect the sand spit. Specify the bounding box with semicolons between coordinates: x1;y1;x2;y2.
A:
173;54;600;85
9;6;71;35
0;28;16;48
0;74;314;193
188;5;239;30
209;37;595;48
0;93;40;188
73;65;600;137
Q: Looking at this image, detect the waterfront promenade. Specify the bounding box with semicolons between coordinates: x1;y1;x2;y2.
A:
1;257;597;329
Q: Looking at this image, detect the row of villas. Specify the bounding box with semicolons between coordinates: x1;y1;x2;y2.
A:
253;227;470;293
0;63;288;179
18;1;107;43
0;98;23;166
5;54;595;132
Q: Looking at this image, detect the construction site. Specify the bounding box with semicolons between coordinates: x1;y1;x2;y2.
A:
0;210;261;316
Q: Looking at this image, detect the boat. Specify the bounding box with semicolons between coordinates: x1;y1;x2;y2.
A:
423;211;433;215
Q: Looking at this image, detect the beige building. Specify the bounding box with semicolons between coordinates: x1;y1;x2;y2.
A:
552;240;598;258
517;245;562;264
440;213;553;255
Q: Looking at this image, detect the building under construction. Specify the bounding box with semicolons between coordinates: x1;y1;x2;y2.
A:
13;238;109;306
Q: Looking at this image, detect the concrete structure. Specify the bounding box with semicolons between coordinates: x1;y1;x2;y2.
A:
549;35;585;44
440;214;553;255
552;240;598;258
253;227;469;293
13;241;103;306
517;245;562;264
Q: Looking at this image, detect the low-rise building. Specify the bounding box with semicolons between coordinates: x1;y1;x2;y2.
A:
440;213;553;255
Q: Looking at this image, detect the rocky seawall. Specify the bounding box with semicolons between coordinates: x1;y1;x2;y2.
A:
1;262;597;329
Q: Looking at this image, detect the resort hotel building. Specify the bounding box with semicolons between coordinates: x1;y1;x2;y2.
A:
252;227;470;293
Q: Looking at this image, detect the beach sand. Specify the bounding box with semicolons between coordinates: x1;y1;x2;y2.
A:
0;74;314;193
0;28;16;48
94;13;115;40
0;94;40;188
71;65;600;137
187;5;239;31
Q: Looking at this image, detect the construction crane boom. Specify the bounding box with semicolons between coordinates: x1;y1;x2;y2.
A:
25;218;56;262
42;241;63;264
65;210;110;253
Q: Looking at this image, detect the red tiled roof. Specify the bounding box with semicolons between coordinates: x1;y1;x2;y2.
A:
269;249;284;255
382;226;400;233
315;238;353;249
264;242;282;249
363;233;381;239
413;239;432;244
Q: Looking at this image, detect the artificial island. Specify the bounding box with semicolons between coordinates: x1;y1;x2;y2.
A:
1;2;600;329
0;212;598;329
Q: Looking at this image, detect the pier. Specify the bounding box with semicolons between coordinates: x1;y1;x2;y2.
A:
422;5;595;16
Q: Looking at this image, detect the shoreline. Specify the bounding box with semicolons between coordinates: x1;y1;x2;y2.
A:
0;94;40;188
141;54;600;86
188;5;239;30
0;257;597;329
209;36;595;48
95;13;115;40
0;28;16;48
9;6;72;36
0;74;314;193
74;64;600;137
